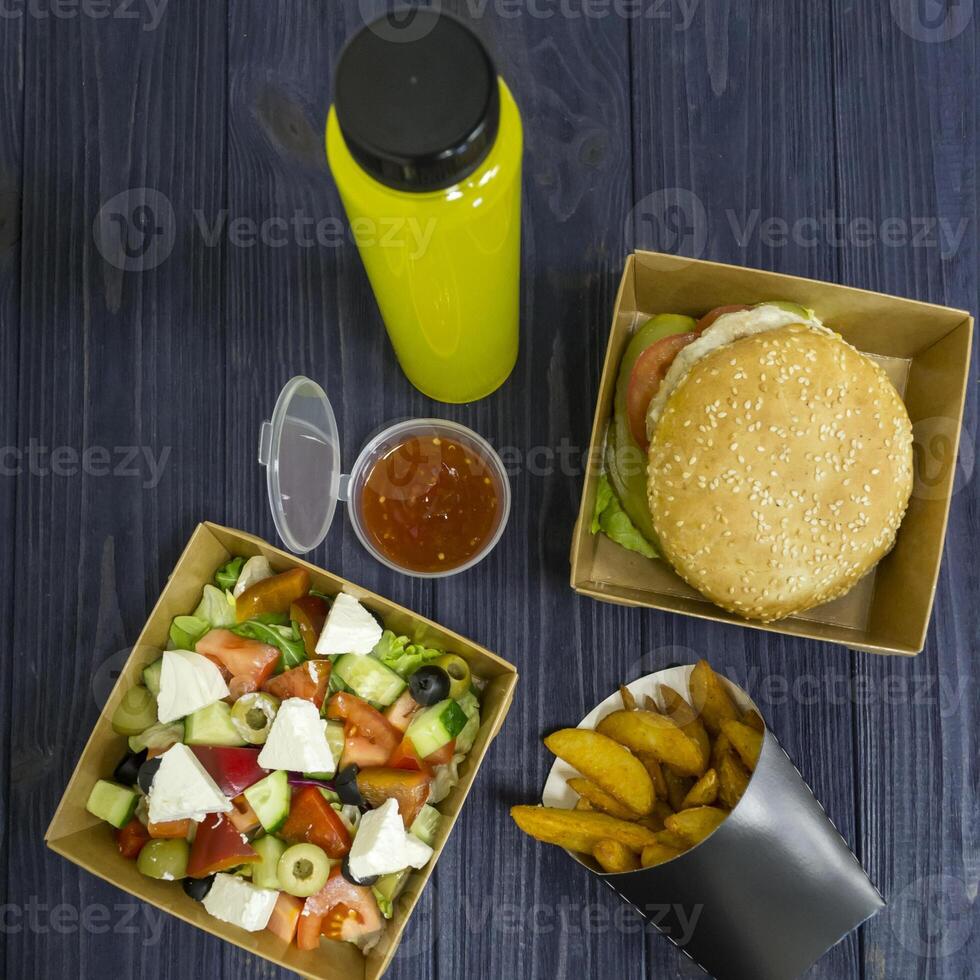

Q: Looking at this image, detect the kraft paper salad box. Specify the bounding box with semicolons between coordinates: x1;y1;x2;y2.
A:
46;522;519;980
570;250;973;655
542;666;884;980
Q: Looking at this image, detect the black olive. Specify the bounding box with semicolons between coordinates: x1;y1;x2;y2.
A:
183;874;215;902
409;665;450;707
114;749;147;787
341;855;377;887
335;764;363;806
137;756;163;795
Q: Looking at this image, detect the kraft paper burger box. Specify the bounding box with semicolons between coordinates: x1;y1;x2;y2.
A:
571;251;974;654
542;666;885;980
46;522;519;980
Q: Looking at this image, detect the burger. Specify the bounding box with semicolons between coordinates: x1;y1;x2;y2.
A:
594;302;914;622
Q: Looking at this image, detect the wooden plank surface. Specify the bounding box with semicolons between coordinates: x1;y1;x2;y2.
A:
2;2;977;979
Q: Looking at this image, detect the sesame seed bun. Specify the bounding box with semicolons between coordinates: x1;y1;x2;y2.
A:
646;323;914;622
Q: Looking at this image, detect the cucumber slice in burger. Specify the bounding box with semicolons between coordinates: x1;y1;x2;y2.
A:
755;300;814;321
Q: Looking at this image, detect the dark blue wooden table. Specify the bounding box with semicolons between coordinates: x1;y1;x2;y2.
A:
2;2;977;978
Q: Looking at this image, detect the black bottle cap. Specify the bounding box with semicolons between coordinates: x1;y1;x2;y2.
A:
334;9;500;193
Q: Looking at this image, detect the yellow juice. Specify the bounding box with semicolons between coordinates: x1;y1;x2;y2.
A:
327;80;522;404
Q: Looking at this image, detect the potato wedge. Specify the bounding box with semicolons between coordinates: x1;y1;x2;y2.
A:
567;777;639;821
596;710;705;777
544;728;654;815
711;730;731;771
663;767;693;812
637;751;668;800
619;685;637;711
689;660;739;735
654;828;691;851
659;685;710;772
575;797;593;811
717;751;751;809
636;798;675;832
510;806;658;853
593;838;640;874
721;720;763;772
742;709;765;733
681;768;718;808
640;842;684;868
664;806;728;845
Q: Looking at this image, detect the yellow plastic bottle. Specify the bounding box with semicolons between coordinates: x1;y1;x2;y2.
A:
326;12;522;403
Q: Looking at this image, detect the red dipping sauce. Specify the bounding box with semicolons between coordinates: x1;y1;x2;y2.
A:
360;434;501;573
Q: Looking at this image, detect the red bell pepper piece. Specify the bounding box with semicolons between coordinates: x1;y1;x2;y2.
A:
189;746;268;797
280;785;351;858
116;817;150;860
186;813;259;878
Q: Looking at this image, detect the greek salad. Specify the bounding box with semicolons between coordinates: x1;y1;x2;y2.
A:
86;555;482;953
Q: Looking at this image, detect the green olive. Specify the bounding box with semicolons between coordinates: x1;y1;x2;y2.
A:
137;838;190;880
432;654;471;700
231;692;280;745
277;843;331;897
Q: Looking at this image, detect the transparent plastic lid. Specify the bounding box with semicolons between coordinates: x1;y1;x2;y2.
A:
258;376;342;554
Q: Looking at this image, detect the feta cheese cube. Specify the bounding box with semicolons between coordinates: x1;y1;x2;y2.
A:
157;649;230;724
257;697;336;774
202;873;279;932
147;743;232;824
348;798;434;880
315;593;383;656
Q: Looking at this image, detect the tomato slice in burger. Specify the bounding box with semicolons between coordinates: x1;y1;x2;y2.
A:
695;304;751;332
626;332;698;450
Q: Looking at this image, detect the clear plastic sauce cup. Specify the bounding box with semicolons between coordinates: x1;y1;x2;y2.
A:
258;376;511;577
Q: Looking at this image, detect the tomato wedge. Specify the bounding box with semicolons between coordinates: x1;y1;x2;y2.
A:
305;866;383;946
290;595;329;658
327;692;401;769
626;332;697;450
695;304;751;332
267;893;304;944
196;629;280;689
388;735;430;773
236;567;311;622
116;817;150;860
262;660;331;709
280;785;352;858
296;910;324;951
356;767;431;828
384;690;421;733
186;813;259;878
423;738;455;767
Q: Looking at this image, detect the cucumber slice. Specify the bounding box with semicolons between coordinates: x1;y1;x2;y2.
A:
409;804;441;847
251;835;287;889
372;870;409;919
142;659;163;697
86;779;139;829
333;654;406;707
184;701;247;747
243;770;291;833
111;686;158;736
128;720;184;755
453;692;481;755
405;699;467;759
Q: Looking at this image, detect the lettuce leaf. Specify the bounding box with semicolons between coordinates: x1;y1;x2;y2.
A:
193;584;236;628
591;473;658;559
371;630;441;678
